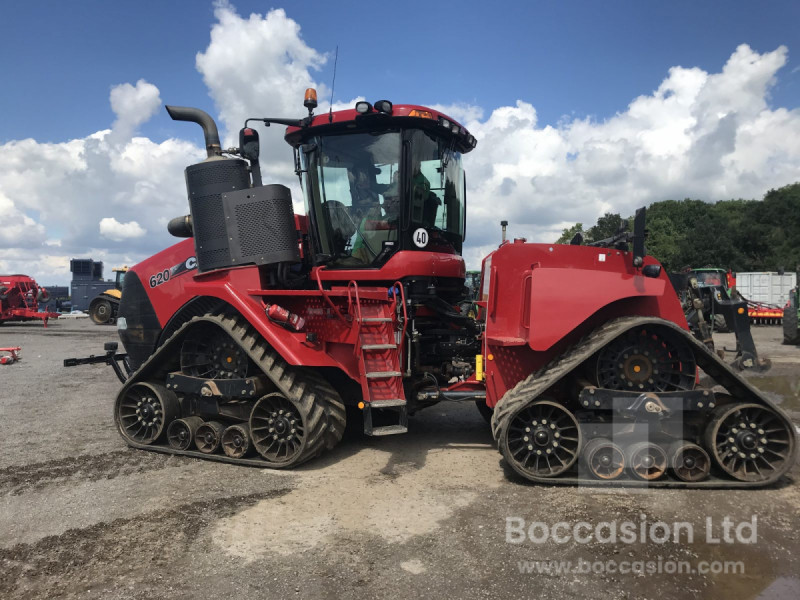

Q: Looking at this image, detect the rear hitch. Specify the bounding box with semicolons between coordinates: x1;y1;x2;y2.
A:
64;341;130;383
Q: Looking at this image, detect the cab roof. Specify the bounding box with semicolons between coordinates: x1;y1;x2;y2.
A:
284;103;476;154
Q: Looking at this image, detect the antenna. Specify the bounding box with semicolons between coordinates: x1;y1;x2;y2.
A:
328;45;338;123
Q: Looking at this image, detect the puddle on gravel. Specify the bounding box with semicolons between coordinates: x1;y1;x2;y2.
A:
749;375;800;412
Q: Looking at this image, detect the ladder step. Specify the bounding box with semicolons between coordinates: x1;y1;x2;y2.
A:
361;344;397;350
368;425;408;437
365;371;403;378
362;317;392;323
368;399;406;408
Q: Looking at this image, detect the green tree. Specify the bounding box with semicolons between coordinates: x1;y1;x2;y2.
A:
645;215;684;271
555;222;584;244
586;213;623;242
557;182;800;273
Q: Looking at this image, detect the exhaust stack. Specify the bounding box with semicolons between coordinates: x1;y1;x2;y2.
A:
165;105;221;158
165;104;299;274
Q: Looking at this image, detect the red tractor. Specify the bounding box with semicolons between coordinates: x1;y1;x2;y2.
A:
66;91;795;487
0;274;60;326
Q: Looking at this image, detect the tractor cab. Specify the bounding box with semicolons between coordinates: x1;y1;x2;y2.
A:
283;98;476;269
689;267;733;293
112;266;128;291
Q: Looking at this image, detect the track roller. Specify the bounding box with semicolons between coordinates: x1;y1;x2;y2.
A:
195;421;225;454
668;441;711;482
582;438;625;480
704;403;795;482
115;382;179;445
167;416;204;450
221;424;251;458
626;442;668;481
500;400;581;479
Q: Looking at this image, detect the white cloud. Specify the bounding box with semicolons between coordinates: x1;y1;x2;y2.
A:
459;44;800;257
107;79;161;146
196;4;328;151
0;192;46;248
99;217;147;241
0;3;798;284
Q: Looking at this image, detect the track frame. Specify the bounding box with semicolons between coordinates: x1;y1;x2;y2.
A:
491;316;797;488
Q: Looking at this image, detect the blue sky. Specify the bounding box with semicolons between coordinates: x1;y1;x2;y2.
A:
2;1;800;284
3;0;798;144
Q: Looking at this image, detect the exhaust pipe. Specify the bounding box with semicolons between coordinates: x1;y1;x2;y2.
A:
167;214;193;238
165;105;221;158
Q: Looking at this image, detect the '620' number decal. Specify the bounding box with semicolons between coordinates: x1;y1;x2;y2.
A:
149;269;170;288
148;256;197;288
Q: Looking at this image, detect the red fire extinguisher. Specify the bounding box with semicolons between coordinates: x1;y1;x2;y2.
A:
266;304;305;332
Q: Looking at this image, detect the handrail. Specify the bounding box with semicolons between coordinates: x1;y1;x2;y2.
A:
392;281;409;342
347;280;364;324
314;267;348;324
347;280;363;356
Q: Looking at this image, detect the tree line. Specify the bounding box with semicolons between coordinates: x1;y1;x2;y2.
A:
556;182;800;273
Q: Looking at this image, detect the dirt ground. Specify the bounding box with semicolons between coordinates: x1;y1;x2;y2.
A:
1;318;799;600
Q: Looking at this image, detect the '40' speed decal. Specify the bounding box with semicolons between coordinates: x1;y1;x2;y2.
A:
149;256;197;288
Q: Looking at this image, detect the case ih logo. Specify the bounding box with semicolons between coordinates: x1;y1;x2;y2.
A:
149;257;197;288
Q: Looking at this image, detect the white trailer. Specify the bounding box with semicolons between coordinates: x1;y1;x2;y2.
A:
735;272;797;306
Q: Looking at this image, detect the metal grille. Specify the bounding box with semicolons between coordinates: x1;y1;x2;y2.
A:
187;160;249;189
235;199;295;257
199;248;229;267
223;185;300;267
192;195;227;240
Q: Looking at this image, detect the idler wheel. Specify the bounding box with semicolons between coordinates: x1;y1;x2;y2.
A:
116;382;179;445
501;400;581;478
626;441;668;481
194;421;225;454
167;417;204;450
221;424;251;458
595;326;696;392
704;403;795;482
249;392;308;466
582;437;625;480
668;440;711;482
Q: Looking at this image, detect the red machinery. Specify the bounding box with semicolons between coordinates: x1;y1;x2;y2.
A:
728;269;785;325
747;303;784;325
65;92;795;487
0;347;21;365
0;275;60;326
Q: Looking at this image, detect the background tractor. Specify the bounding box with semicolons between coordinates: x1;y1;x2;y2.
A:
670;267;769;370
88;266;128;325
66;91;796;487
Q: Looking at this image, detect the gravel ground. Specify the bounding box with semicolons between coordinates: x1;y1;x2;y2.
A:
1;318;798;599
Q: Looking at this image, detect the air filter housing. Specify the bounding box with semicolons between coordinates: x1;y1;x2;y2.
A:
185;158;250;272
221;184;300;267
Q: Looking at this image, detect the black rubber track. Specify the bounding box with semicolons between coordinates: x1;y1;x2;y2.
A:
491;316;798;488
114;313;346;468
